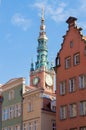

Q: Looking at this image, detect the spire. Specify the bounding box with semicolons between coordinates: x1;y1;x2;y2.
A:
38;7;48;40
30;59;34;72
35;8;49;70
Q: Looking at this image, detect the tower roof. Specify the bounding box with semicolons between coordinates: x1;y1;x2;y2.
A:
35;8;49;70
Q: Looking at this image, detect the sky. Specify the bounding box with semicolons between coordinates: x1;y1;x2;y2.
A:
0;0;86;84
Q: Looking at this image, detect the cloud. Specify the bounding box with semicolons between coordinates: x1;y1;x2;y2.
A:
0;0;2;5
11;13;31;31
31;1;69;22
31;0;86;23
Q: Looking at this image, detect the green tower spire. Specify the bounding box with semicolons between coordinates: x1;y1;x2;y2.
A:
35;8;49;70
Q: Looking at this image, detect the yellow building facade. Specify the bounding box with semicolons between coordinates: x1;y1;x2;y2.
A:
23;87;56;130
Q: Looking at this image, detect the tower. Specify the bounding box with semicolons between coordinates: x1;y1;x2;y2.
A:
30;9;55;93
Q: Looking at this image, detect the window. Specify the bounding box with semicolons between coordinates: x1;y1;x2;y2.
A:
9;90;14;100
74;53;80;65
14;125;20;130
80;127;86;130
2;108;9;120
33;121;38;130
70;41;74;48
65;57;71;69
60;81;66;95
69;78;76;92
60;105;67;120
28;122;32;130
56;57;60;66
79;75;86;89
80;101;86;116
69;104;77;118
52;122;56;130
23;123;27;130
15;104;21;117
15;105;18;117
9;106;14;119
70;128;77;130
28;100;32;112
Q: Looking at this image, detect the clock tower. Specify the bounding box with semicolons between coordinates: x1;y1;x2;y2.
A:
30;9;55;93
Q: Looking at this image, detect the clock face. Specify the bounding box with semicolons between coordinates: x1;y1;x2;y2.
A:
45;74;53;86
32;77;39;85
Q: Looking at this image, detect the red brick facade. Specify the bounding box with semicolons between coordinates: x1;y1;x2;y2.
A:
55;17;86;130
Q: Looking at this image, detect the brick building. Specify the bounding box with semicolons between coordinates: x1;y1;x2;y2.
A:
55;17;86;130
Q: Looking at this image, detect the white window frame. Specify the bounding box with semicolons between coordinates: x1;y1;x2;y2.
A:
23;123;27;130
33;121;38;130
15;104;21;117
60;105;67;120
80;127;86;130
74;53;80;65
80;101;86;116
65;57;71;69
60;81;66;95
69;104;77;118
79;75;86;89
69;78;76;92
14;125;20;130
3;108;9;120
28;122;32;130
